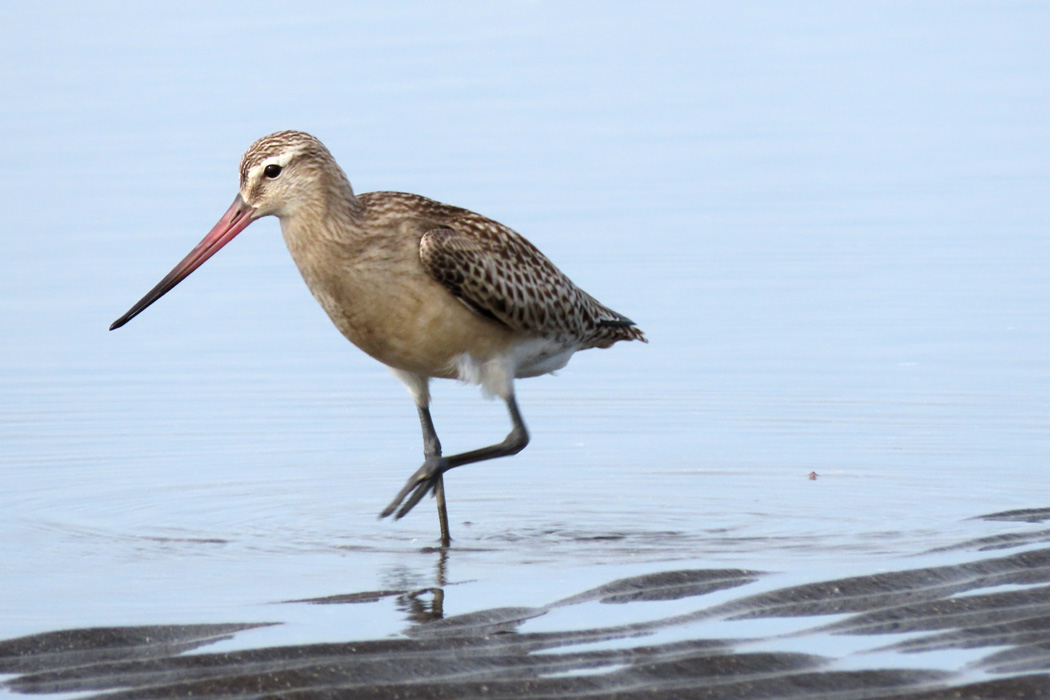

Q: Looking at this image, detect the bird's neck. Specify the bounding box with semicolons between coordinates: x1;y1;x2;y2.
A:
278;170;373;295
283;170;365;240
321;165;365;227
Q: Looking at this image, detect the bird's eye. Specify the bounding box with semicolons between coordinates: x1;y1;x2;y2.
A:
264;164;282;179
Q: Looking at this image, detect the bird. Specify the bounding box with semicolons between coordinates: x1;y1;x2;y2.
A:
110;130;646;546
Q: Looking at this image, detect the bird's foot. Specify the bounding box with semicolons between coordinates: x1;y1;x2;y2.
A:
380;456;449;520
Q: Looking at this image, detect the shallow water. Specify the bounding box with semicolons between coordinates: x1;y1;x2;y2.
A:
7;518;1050;698
2;2;1049;697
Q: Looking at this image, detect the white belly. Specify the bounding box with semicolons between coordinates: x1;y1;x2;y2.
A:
453;337;579;399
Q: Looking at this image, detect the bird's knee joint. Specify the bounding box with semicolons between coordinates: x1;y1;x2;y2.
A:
504;428;529;455
423;437;442;459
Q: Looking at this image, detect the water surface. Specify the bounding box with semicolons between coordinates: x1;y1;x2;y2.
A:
1;2;1049;697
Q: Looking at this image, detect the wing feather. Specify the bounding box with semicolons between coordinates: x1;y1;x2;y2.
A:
419;225;645;348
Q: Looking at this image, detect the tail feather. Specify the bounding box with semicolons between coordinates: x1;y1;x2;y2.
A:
593;311;647;346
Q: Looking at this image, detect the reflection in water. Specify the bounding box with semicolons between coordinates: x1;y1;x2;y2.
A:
5;510;1050;698
396;547;448;624
398;586;445;625
288;547;449;623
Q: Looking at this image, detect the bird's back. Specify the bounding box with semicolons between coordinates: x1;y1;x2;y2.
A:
359;191;646;351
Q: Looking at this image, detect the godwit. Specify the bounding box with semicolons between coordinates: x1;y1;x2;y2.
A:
111;130;645;545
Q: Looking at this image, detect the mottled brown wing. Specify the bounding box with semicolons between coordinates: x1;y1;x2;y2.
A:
420;226;643;346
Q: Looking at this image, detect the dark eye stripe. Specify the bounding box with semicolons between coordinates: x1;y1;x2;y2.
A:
264;164;282;178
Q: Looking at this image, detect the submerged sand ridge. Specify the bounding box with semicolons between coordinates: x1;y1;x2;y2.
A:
5;509;1050;699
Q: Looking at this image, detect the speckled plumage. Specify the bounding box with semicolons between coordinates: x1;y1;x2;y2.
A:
235;132;646;390
112;130;645;543
419;214;643;348
355;190;646;349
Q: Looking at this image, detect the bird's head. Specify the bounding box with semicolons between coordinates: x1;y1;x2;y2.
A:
110;130;348;330
238;130;350;220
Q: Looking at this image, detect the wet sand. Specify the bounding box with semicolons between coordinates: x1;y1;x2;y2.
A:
5;508;1050;699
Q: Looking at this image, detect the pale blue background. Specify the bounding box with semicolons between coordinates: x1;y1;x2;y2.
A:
1;0;1048;675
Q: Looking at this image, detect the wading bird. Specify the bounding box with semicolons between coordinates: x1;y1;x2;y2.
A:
111;131;645;546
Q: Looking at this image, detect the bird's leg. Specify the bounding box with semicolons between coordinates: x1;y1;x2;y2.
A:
381;394;530;522
416;404;451;547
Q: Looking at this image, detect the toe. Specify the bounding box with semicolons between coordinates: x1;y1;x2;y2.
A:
379;457;448;520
